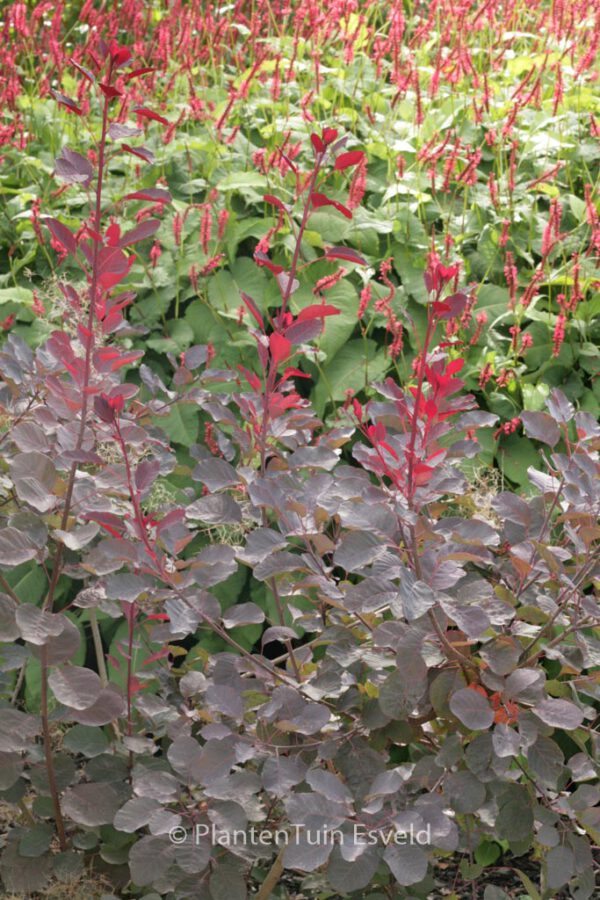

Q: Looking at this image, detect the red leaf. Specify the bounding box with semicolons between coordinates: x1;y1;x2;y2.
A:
334;150;365;170
99;83;122;100
254;251;283;275
311;133;325;153
84;225;103;242
123;188;171;204
269;332;292;365
281;367;311;380
263;194;286;212
324;246;368;265
237;364;262;392
97;246;133;289
125;67;156;82
44;217;78;255
105;223;121;246
311;193;353;219
413;463;435;485
95;347;143;372
240;291;264;330
446;358;465;376
69;58;95;83
110;44;132;67
322;128;339;145
296;304;340;322
121;144;154;163
118;218;160;247
134;106;169;127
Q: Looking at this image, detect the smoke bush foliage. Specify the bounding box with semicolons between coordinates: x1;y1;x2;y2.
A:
0;43;599;900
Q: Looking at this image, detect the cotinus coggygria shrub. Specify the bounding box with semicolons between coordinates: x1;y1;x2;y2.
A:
0;39;599;900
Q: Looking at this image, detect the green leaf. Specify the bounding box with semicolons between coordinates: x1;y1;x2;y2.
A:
3;562;47;603
496;434;540;488
476;284;511;323
475;840;502;866
292;279;359;362
63;724;110;758
159;402;199;447
216;171;268;202
522;382;550;411
18;824;54;858
0;287;33;307
312;339;388;415
147;320;194;354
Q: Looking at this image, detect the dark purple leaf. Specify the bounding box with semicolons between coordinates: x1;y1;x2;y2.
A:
55;147;94;186
118;218;161;248
450;688;494;730
534;698;584;730
521;411;561;447
44;217;78;255
324;245;368;265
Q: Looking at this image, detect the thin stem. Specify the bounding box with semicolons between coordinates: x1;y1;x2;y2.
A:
405;310;436;509
255;847;285;900
40;645;67;849
256;156;323;680
89;610;109;688
39;61;114;852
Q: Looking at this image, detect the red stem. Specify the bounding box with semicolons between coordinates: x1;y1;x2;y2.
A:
405;309;437;508
259;154;322;476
